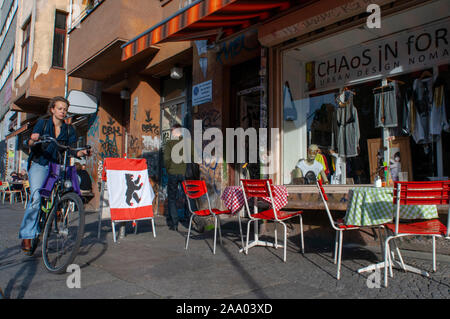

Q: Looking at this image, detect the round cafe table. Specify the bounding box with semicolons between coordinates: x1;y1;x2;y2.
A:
344;186;438;226
221;185;289;214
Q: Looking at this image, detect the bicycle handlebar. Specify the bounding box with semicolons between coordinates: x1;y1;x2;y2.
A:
33;135;91;155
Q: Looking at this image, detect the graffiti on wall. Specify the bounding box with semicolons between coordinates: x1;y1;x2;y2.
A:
128;135;140;157
87;115;99;138
142;110;160;135
216;30;259;64
196;109;221;129
99;116;121;158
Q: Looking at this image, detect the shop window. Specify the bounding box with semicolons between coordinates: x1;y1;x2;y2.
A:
281;7;450;186
52;11;67;68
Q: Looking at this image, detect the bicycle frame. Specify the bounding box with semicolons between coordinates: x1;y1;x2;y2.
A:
34;136;89;236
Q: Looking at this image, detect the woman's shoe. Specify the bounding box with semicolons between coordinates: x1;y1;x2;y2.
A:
29;237;40;256
21;238;40;256
21;239;32;254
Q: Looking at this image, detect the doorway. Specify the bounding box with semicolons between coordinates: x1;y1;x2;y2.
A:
228;57;262;185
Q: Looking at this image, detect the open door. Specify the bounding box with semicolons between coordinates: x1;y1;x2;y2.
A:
228;58;261;185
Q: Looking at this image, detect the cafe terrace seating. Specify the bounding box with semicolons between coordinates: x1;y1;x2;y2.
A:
1;181;23;204
240;179;304;262
316;179;365;280
182;180;236;255
383;181;450;287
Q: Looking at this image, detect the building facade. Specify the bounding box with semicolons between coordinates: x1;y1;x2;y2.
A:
120;0;449;217
0;0;18;179
3;0;448;223
67;0;194;213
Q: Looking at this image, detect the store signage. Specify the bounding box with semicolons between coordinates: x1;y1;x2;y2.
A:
192;80;212;106
306;18;450;91
259;0;394;47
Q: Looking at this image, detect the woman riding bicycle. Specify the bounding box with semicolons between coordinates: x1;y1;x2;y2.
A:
19;96;90;255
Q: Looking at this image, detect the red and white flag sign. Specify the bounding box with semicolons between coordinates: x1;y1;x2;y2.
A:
104;158;155;221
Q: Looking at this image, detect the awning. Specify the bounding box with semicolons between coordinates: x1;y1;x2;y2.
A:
5;117;41;140
5;123;31;140
121;0;297;61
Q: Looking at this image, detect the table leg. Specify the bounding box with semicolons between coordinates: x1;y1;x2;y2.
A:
358;235;430;278
358;259;429;277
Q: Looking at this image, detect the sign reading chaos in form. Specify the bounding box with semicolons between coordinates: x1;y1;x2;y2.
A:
192;80;212;106
306;18;449;91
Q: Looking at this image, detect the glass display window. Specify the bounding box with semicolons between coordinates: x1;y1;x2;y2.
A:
281;1;449;186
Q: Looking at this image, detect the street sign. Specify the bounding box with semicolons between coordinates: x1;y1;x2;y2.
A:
192;80;212;106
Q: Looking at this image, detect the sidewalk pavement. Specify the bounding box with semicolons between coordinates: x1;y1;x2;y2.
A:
0;202;449;299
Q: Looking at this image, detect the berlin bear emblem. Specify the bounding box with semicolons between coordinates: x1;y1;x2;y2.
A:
125;174;143;206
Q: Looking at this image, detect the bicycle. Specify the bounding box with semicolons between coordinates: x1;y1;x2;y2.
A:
30;135;91;274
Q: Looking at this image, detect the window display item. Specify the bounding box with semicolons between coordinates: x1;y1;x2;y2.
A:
412;76;433;144
431;76;450;135
315;152;330;176
402;87;416;136
295;144;329;184
390;151;401;181
332;90;360;158
330;149;345;184
373;82;399;128
374;175;382;187
283;82;298;121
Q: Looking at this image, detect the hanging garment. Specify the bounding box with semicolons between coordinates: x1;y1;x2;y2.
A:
283;82;298;121
412;78;433;144
431;76;450;135
402;87;416;136
332;92;360;158
330;152;345;184
374;82;399;128
315;153;330;175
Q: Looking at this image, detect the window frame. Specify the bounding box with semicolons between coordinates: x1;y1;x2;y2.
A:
51;10;68;69
20;19;31;73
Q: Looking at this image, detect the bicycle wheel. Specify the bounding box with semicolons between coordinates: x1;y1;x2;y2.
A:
42;192;85;274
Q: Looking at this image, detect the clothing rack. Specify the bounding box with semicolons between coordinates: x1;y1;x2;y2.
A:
372;86;394;94
342;87;356;95
336;87;355;106
420;70;432;79
373;78;405;91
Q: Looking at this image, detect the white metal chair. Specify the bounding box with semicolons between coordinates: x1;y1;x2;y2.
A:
241;179;304;262
383;181;450;287
22;180;30;208
1;181;23;204
316;179;366;279
183;180;241;254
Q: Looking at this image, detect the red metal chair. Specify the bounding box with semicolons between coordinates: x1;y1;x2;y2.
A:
316;179;364;280
383;181;450;287
182;180;239;254
241;179;304;262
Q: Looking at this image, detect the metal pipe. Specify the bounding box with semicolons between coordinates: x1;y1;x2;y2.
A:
64;0;74;98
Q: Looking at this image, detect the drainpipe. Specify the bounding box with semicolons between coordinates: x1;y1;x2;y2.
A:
64;0;73;98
